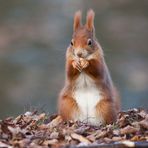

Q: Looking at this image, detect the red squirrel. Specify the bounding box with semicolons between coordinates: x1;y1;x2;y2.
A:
58;10;120;125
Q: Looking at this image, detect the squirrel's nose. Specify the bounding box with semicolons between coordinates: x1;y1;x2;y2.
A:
77;52;82;58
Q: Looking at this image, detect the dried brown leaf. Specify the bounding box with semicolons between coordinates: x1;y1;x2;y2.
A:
112;136;123;141
47;115;63;128
0;141;12;148
50;131;59;139
43;139;58;146
113;129;120;136
95;130;108;139
139;118;148;129
120;125;139;134
71;133;91;144
138;110;147;118
131;135;140;141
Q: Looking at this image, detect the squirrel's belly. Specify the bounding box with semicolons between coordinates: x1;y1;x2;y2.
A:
73;73;103;125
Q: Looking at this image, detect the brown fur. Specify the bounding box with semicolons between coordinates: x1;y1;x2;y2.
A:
58;91;79;120
58;9;120;125
96;99;117;124
73;10;82;31
86;9;95;31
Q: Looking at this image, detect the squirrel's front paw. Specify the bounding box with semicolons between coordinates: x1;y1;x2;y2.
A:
72;60;82;72
80;58;89;69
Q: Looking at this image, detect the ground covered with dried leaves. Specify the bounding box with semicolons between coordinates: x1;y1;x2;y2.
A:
0;109;148;148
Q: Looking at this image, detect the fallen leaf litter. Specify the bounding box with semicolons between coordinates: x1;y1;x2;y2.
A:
0;108;147;147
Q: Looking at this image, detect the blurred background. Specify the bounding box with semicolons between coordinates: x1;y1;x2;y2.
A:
0;0;148;118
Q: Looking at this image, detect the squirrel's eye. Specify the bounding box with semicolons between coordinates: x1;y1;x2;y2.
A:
71;40;74;46
87;39;92;46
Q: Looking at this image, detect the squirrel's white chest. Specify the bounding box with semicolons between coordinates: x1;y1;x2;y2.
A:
73;72;103;125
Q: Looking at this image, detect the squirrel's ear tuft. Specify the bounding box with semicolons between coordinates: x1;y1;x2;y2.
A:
73;10;82;31
86;9;95;31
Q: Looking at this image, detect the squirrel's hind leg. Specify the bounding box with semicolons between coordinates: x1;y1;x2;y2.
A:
95;99;117;124
58;95;79;121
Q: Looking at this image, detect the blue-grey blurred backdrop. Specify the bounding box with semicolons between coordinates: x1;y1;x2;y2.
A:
0;0;148;118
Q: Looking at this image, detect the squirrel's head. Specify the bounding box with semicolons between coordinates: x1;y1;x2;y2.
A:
70;9;98;59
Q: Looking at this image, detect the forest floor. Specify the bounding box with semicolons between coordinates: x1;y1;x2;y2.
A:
0;108;148;148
